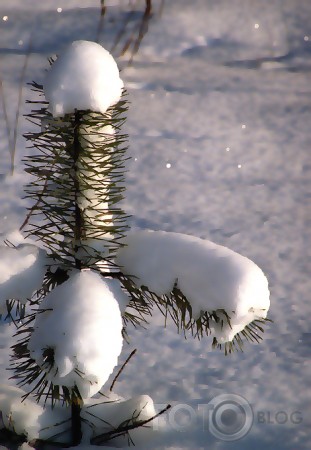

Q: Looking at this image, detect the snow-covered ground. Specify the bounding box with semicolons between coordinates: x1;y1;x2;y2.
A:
0;0;310;449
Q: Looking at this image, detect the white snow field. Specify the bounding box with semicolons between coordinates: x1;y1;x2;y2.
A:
0;0;310;449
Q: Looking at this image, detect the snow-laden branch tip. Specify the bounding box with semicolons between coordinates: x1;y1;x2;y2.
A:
116;230;270;343
0;385;159;447
0;384;43;440
28;270;125;399
0;244;47;313
85;394;159;447
44;40;124;117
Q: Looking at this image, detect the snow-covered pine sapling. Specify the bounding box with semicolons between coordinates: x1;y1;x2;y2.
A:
9;41;136;444
3;38;271;448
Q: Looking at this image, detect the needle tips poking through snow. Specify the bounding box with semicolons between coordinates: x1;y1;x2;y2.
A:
44;40;124;117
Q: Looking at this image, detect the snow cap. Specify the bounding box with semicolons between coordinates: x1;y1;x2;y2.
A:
44;40;124;117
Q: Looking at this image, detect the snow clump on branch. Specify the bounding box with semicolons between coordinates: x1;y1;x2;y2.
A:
28;270;125;399
0;244;47;313
116;230;270;343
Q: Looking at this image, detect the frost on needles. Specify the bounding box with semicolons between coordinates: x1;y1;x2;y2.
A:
0;40;271;447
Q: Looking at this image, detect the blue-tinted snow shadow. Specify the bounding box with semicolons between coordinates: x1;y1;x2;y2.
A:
0;6;148;59
0;8;103;56
182;43;311;73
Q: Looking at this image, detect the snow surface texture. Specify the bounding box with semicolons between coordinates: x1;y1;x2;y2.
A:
44;40;124;116
0;244;46;313
116;230;270;342
28;270;124;399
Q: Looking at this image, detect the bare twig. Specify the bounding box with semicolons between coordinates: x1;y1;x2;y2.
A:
110;7;136;55
95;0;106;43
0;78;12;150
120;0;153;62
10;31;34;174
110;0;158;63
0;25;34;175
159;0;165;16
19;179;48;231
109;348;137;391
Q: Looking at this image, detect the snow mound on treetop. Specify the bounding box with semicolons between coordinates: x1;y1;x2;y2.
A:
116;230;270;342
28;270;124;399
44;40;123;117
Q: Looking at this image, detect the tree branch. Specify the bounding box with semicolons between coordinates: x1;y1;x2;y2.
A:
90;403;171;445
109;348;137;392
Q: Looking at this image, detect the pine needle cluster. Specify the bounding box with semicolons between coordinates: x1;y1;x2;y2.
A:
23;81;129;271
